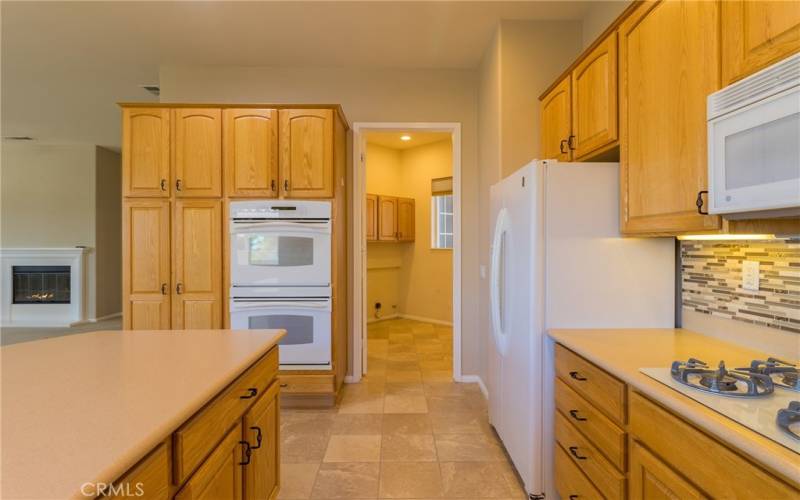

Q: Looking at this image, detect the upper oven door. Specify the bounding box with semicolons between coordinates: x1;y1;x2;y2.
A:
231;219;331;286
709;87;800;215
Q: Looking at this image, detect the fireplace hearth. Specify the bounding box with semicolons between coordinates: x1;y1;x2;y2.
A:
12;265;71;304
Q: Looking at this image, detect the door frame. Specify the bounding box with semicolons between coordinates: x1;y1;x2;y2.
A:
350;122;462;383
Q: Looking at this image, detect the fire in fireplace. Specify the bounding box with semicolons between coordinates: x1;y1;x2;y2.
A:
12;265;71;304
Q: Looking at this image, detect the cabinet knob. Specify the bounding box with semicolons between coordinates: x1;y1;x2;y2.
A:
161;283;168;295
238;440;252;466
696;190;709;215
569;371;587;381
160;179;167;191
176;283;184;294
249;426;263;449
176;179;183;191
559;140;568;154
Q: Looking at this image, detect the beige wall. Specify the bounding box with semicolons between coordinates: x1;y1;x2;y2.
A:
581;1;630;48
160;65;481;377
0;142;121;320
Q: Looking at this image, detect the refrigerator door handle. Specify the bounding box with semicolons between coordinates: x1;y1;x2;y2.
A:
490;208;509;355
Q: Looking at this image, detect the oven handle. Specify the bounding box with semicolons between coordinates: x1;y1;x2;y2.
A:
230;221;331;234
231;300;332;311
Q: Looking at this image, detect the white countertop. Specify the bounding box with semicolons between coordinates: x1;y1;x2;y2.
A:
1;329;285;499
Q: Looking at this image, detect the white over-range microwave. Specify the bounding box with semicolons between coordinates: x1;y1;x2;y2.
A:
707;53;800;218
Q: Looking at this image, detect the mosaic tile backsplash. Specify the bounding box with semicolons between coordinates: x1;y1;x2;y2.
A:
681;239;800;334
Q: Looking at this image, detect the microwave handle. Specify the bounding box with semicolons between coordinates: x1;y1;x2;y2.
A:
230;221;331;234
231;300;331;311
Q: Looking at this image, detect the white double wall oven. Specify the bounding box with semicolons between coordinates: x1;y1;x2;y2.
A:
229;200;333;369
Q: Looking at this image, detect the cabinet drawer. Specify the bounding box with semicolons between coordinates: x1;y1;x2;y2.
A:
630;391;800;498
556;411;625;500
174;347;278;484
555;378;626;471
103;442;170;499
555;440;603;500
279;374;335;394
555;344;626;424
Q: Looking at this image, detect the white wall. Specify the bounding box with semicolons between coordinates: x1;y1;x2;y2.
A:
160;65;481;377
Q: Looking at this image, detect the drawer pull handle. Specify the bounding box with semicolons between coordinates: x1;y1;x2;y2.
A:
239;440;252;465
559;139;568;154
568;446;588;460
569;496;579;500
569;371;587;381
249;426;263;449
280;383;288;388
240;387;258;399
176;179;183;191
569;409;587;421
160;178;167;191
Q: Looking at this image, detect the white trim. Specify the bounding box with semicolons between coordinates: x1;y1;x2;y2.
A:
366;314;400;324
398;314;453;327
459;375;489;400
344;375;360;384
352;122;463;384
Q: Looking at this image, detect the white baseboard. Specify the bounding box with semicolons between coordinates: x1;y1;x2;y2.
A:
366;314;400;324
344;375;361;384
71;312;122;327
398;314;453;326
458;374;488;400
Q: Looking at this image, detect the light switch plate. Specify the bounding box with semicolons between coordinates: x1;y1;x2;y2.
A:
742;260;760;291
480;265;487;279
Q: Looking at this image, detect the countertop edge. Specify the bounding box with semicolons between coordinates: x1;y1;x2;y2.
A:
548;330;800;487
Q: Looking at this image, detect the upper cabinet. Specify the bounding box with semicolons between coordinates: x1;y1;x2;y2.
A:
540;76;572;161
366;194;378;241
721;0;800;85
571;33;618;159
223;109;279;198
279;109;334;198
174;108;223;197
366;194;416;243
377;196;398;241
122;108;171;197
619;0;721;235
397;197;415;242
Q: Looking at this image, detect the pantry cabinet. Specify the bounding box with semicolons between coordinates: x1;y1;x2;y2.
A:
397;197;415;242
377;196;398;241
540;76;572;161
721;0;800;85
122;108;171;197
174;108;223;198
223;109;279;198
122;199;171;330
172;200;222;330
618;0;722;235
365;194;378;241
279;109;334;198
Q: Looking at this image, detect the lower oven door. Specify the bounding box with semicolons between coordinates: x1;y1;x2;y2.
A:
230;297;332;369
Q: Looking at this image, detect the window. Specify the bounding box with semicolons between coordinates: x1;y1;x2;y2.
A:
431;193;453;249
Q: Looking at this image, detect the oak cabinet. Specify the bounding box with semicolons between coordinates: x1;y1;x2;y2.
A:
365;194;378;241
619;0;721;235
122;108;171;197
243;382;280;500
540;76;572;161
279;109;334;198
629;441;706;500
397;197;415;242
721;0;800;85
172;200;223;330
377;196;398;241
223;109;279;198
122;200;171;330
174;423;243;500
174;108;223;198
571;32;618;159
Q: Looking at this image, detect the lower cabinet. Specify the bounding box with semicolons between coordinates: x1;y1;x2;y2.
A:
243;382;280;500
629;441;705;500
175;423;244;500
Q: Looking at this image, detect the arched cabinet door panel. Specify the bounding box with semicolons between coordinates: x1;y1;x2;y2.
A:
223;109;278;198
279;109;334;198
123;108;171;197
174;108;222;198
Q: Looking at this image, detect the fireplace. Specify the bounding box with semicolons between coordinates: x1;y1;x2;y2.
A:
13;265;71;304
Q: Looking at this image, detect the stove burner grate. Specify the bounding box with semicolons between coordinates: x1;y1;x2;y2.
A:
777;401;800;441
739;358;800;393
671;358;774;397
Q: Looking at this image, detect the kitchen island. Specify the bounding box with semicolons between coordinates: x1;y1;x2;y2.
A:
1;329;285;499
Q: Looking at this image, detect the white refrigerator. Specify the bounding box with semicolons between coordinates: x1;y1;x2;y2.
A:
488;160;675;498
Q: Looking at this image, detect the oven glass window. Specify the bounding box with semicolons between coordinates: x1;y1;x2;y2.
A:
248;235;314;266
724;112;800;190
249;314;314;345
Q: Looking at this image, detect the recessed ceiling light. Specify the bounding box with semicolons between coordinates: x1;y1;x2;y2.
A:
400;135;412;141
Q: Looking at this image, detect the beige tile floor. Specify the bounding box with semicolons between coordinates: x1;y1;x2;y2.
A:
279;318;527;499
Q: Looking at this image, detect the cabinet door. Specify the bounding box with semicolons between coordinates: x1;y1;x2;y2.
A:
619;0;721;235
175;423;243;500
366;194;378;241
377;196;398;241
122;108;170;197
722;1;800;85
279;109;334;198
243;382;280;500
629;441;706;500
123;200;171;330
572;32;618;159
173;200;222;329
397;197;415;242
223;109;279;198
540;76;572;161
174;108;222;197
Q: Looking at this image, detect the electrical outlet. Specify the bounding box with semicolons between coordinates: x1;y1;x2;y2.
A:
742;260;760;292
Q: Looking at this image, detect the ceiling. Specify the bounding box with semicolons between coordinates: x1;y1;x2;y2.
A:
1;1;605;150
366;131;451;150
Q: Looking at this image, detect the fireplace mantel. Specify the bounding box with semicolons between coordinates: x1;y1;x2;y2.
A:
1;248;88;326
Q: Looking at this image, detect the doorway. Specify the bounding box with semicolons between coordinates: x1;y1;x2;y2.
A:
351;123;462;383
